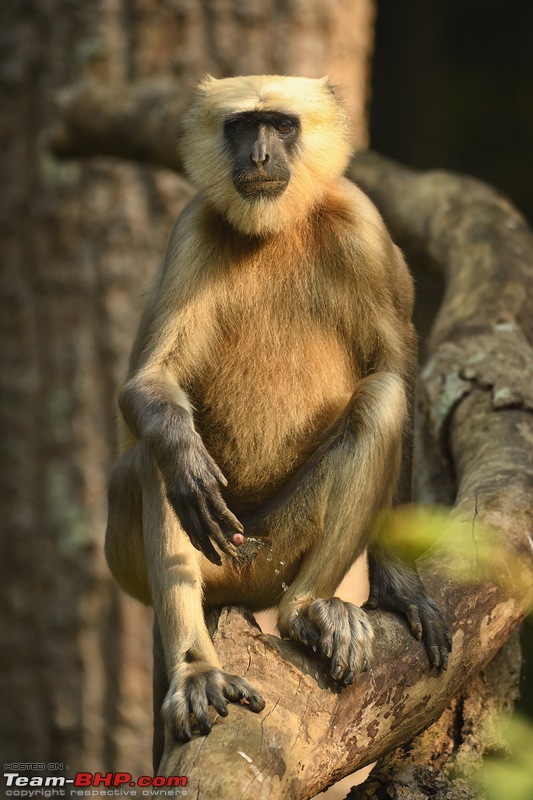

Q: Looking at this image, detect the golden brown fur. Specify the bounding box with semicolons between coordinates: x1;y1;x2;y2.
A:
105;75;449;761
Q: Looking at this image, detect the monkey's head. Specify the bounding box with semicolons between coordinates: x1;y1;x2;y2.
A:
181;75;353;236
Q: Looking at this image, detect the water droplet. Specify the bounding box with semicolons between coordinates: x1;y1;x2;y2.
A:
281;582;288;592
274;569;280;575
279;560;285;566
266;555;272;561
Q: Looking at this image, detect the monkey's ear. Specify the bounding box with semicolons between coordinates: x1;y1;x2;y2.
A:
195;74;219;93
319;76;342;103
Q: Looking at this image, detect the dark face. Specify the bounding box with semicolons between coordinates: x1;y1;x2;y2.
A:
224;111;300;200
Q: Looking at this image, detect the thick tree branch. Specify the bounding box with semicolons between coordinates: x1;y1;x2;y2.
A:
51;82;533;798
50;81;187;172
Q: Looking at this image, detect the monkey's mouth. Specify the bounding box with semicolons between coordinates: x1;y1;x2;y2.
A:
233;178;289;199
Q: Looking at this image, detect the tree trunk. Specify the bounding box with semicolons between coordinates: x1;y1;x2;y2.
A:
0;0;375;775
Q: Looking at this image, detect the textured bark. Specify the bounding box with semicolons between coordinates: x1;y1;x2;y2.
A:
50;0;375;155
349;633;522;799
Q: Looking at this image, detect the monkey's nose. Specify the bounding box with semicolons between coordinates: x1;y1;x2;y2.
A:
250;148;269;167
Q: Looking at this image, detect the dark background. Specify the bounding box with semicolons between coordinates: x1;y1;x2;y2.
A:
370;0;533;718
371;0;533;226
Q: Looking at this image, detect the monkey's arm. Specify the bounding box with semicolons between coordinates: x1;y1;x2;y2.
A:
119;372;242;565
118;213;243;564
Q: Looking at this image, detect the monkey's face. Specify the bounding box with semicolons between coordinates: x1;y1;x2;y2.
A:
182;75;354;236
223;111;300;201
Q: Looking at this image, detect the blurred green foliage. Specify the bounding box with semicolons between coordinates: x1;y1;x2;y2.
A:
472;713;533;800
374;505;532;606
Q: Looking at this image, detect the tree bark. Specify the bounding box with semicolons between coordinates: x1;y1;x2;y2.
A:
59;84;533;796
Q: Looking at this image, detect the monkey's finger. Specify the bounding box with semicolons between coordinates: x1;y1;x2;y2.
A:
288;613;320;649
347;605;374;677
196;495;238;558
170;719;192;743
421;621;445;669
163;693;192;742
406;603;423;641
426;632;450;671
312;600;351;680
188;688;212;737
206;685;229;717
417;600;451;669
178;502;222;566
203;450;229;488
343;639;358;685
246;690;266;713
331;628;352;681
362;588;379;610
223;675;265;713
207;491;244;535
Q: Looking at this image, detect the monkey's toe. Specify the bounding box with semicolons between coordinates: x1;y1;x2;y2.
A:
288;597;374;684
364;576;452;671
413;597;452;670
163;666;265;742
288;613;321;649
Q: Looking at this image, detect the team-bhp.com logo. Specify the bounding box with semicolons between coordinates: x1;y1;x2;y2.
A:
3;771;188;796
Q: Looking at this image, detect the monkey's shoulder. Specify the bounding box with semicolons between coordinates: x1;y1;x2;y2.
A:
313;180;411;288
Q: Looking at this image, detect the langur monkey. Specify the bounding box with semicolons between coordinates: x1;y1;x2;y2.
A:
105;75;451;756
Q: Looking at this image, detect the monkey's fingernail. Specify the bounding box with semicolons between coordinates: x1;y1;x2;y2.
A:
231;533;246;546
332;665;343;680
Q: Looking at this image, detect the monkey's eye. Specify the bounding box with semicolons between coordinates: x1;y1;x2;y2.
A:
225;118;246;137
275;120;294;134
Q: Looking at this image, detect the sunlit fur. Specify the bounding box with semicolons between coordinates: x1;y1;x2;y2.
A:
181;75;353;236
106;76;419;759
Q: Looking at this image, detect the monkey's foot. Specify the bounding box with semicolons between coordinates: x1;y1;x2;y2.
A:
364;551;452;670
287;597;374;685
162;664;265;742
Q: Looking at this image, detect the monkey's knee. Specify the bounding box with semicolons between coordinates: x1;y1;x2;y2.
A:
279;596;374;684
105;449;150;603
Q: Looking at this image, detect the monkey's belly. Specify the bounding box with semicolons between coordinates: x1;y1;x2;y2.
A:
192;328;355;508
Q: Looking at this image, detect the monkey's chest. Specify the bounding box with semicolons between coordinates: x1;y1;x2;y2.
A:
190;314;355;507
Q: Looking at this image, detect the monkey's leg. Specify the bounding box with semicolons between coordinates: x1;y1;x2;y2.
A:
138;442;264;742
269;373;450;678
105;447;150;603
153;619;167;771
364;542;452;669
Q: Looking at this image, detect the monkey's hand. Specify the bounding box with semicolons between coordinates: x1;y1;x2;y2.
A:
162;663;265;742
283;597;374;685
158;430;245;565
